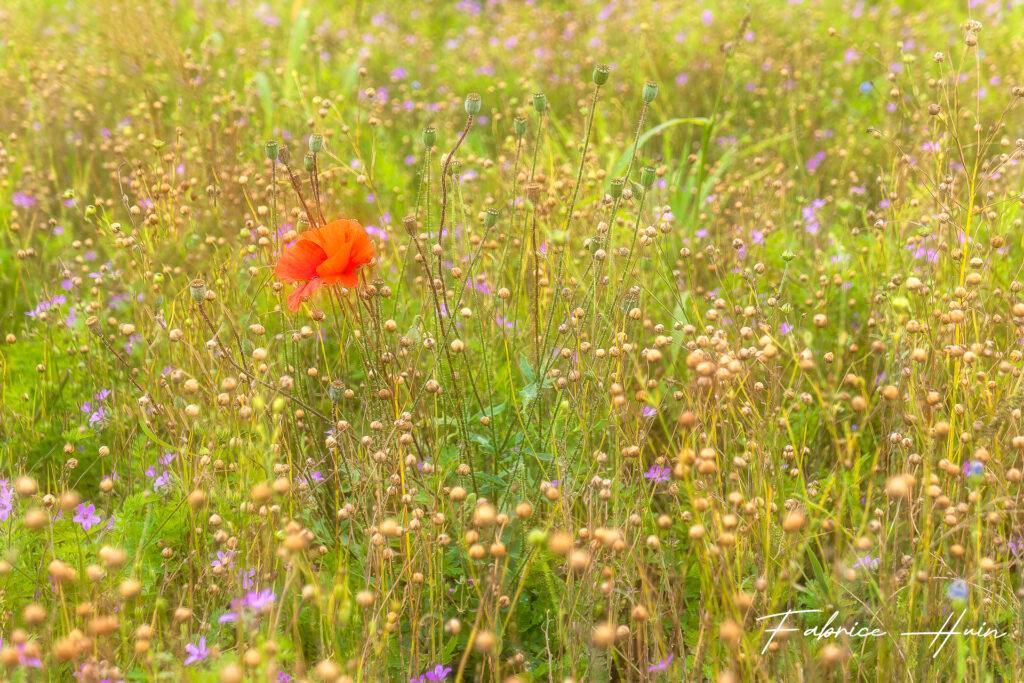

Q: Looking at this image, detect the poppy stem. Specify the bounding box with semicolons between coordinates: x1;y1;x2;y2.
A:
271;158;279;254
310;154;327;225
282;160;318;228
563;82;602;231
436;115;474;249
196;301;251;376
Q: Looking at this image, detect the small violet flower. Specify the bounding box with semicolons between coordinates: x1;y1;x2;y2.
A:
73;503;101;531
184;637;209;665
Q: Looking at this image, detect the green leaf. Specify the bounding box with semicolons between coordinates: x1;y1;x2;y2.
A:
609;117;710;179
519;355;536;383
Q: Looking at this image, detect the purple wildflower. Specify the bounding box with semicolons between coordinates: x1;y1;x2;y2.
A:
643;465;671;483
0;480;13;521
12;192;36;208
16;643;42;668
73;503;101;531
184;637;209;665
243;588;276;611
648;654;674;672
851;555;879;570
212;551;234;569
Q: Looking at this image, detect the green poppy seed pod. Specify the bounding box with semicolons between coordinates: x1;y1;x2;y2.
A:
642;81;659;104
277;145;291;165
328;379;345;403
464;93;482;116
189;279;207;304
422;127;437;149
640;166;656;188
609;178;625;198
308;134;323;153
513;116;527;136
304;152;315;172
448;160;462;176
85;205;97;218
532;92;547;114
265;140;279;161
484;208;499;228
593;64;612;86
86;316;102;337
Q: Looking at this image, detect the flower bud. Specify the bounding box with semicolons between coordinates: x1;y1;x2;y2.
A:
593;64;612;86
308;134;323;153
642;81;659;103
464;93;482;116
277;145;291;165
484;208;499;228
85;205;97;218
640;166;656;188
609;178;625;198
448;160;462;176
265;140;279;161
513;116;527;136
532;92;547;114
189;279;207;304
422;127;437;149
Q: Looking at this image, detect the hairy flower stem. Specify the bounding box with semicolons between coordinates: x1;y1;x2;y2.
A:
437;118;474;236
282;160;318;227
528;111;545;184
196;301;251;375
408;233;480;492
436;116;474;280
271;158;279;254
309;154;327;225
563;83;602;230
585;101;650;341
497;132;524;285
95;334;147;397
531;203;541;375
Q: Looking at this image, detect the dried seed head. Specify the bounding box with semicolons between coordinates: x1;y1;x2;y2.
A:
525;183;542;203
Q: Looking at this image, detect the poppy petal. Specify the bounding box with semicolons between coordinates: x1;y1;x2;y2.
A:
347;228;376;268
315;239;353;279
303;219;364;256
285;279;323;312
338;271;360;288
275;240;327;282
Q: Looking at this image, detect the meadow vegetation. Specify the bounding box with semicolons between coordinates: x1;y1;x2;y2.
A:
2;0;1024;680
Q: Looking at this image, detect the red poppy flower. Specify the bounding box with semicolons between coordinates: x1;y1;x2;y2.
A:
274;219;375;311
